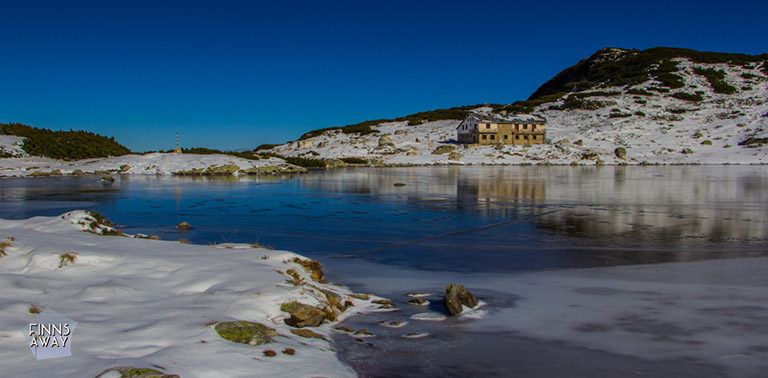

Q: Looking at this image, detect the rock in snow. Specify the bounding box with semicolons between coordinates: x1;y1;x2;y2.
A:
443;284;479;315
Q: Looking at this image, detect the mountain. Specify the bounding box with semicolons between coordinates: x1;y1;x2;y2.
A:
0;123;131;160
261;47;768;166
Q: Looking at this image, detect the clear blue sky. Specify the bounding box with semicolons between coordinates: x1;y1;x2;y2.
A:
1;0;765;151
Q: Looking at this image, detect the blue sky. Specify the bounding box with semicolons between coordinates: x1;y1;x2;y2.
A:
1;0;766;151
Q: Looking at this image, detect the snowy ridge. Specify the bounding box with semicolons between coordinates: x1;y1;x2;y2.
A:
0;211;382;377
265;58;767;165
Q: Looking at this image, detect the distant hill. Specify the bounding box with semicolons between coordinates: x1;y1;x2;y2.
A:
261;46;768;166
0;123;131;160
527;47;767;99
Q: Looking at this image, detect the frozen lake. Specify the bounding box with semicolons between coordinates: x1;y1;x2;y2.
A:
1;166;767;376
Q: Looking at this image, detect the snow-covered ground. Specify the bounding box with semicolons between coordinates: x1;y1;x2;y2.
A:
0;152;305;177
267;58;768;165
0;211;382;377
0;135;26;158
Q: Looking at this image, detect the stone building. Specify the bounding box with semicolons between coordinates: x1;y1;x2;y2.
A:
456;113;546;145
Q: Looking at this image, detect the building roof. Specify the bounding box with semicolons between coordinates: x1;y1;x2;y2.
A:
470;112;546;124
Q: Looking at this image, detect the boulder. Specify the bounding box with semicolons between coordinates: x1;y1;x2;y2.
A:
96;367;179;378
177;221;193;230
214;321;278;345
281;301;327;328
614;147;627;160
290;328;325;339
378;135;395;148
431;145;456;155
443;284;478;316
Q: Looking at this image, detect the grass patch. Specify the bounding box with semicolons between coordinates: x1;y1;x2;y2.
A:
214;321;277;345
58;252;78;268
285;268;305;286
291;257;327;283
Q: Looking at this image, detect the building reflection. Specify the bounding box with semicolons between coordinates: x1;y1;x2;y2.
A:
297;166;768;246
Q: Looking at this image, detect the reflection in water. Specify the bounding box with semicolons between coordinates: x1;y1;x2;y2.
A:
297;166;768;248
1;166;767;271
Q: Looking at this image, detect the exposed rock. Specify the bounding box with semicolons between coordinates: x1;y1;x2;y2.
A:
408;298;429;306
95;367;179;378
580;151;600;160
431;145;456;155
100;175;115;183
378;320;407;328
320;289;348;312
263;349;277;357
350;293;371;300
614;147;627;160
377;135;395;148
443;284;478;316
447;151;462;161
372;299;393;306
334;325;355;333
282;348;296;355
393;182;406;187
291;257;326;283
394;129;407;135
290;328;325;339
281;301;328;328
177;221;193;230
354;328;374;337
214;321;277;345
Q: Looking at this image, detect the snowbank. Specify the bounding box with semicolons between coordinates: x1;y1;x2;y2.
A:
0;211;379;377
0;152;306;177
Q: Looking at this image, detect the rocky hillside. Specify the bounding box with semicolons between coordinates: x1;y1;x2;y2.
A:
262;47;768;166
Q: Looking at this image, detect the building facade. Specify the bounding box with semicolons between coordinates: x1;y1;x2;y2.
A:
457;113;546;145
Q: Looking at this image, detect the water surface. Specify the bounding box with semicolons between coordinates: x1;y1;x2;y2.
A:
2;166;767;376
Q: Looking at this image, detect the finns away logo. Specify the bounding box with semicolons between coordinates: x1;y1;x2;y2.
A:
26;309;78;360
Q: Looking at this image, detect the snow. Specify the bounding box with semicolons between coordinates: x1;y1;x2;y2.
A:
0;135;26;158
0;211;380;377
0;152;301;177
266;59;768;166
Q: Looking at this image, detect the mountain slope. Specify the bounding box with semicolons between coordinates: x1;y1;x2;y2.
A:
262;47;768;166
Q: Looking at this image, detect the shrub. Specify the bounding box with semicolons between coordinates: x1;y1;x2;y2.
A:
0;123;130;160
339;157;368;164
281;156;326;168
693;67;737;94
672;92;704;102
529;47;765;99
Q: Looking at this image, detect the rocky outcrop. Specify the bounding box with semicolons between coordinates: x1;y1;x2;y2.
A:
614;147;627;160
281;301;328;328
443;284;478;315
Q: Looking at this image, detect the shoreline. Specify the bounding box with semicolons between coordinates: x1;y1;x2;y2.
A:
0;211;382;377
2;154;768;179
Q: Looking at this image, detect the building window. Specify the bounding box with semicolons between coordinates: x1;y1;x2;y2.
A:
485;124;490;129
482;135;487;140
515;135;520;140
490;135;495;140
504;135;508;139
